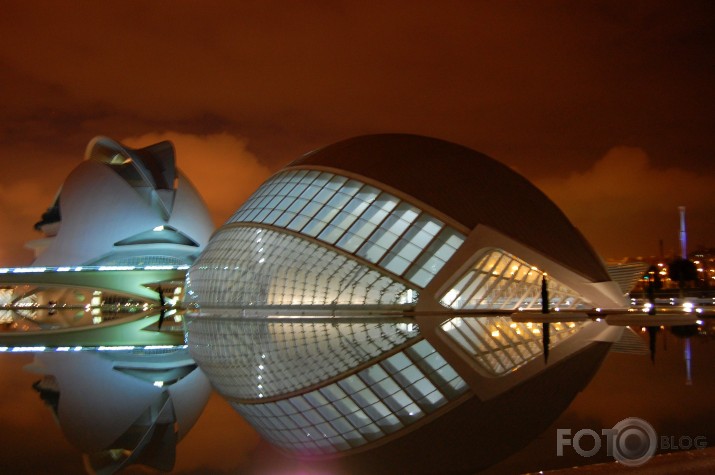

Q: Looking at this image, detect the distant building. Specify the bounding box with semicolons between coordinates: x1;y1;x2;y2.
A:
185;134;629;473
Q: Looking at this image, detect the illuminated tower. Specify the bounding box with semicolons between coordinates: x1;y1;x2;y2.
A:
679;205;687;259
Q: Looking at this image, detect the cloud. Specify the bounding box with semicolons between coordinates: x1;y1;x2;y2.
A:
0;132;271;266
0;180;57;266
537;146;714;258
122;132;273;225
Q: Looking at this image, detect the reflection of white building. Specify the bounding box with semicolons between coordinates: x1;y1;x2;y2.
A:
186;134;630;473
29;349;211;473
6;136;215;474
29;136;213;267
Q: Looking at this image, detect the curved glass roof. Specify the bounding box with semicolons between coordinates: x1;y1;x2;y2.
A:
218;169;465;292
289;134;610;282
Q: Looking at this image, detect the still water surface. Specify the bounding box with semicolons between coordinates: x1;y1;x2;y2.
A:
0;329;712;474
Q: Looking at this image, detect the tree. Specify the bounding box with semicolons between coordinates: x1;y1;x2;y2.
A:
668;257;698;283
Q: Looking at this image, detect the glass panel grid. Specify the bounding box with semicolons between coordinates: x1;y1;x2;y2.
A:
189;227;416;307
440;249;588;311
225;169;465;288
188;319;421;399
441;316;584;375
230;339;468;455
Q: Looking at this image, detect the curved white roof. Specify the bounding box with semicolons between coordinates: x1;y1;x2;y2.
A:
288;134;610;282
30;137;214;266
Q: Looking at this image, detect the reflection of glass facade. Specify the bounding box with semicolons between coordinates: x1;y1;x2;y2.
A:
233;339;467;455
189;319;421;399
442;317;581;376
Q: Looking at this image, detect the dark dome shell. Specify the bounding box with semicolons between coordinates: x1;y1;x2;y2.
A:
288;134;609;282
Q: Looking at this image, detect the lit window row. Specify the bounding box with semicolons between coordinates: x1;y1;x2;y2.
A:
441;249;587;310
232;339;468;455
441;316;583;376
228;169;465;288
187;319;421;399
0;287;155;329
188;227;415;306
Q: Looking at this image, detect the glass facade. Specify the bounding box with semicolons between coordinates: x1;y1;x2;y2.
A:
186;167;604;457
184;167;471;452
439;249;586;375
440;249;587;310
226;169;465;289
233;339;468;455
180;136;624;464
188;226;414;306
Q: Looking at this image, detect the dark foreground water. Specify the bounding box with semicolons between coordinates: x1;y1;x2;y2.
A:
0;329;713;474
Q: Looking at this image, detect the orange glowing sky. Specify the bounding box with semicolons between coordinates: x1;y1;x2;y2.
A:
1;1;714;265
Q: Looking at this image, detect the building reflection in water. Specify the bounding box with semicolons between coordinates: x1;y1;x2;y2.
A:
27;348;211;474
1;134;713;474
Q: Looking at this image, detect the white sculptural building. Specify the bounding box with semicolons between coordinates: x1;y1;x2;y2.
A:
185;134;630;473
2;136;215;340
29;136;213;267
6;136;215;474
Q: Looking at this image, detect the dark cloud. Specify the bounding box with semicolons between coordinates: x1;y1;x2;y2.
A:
0;1;713;258
538;146;714;258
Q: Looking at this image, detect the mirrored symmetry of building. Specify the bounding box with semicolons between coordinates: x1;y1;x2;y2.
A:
0;137;215;474
185;134;631;473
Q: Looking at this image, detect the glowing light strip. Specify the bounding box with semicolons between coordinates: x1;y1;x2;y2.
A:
12;267;46;273
0;344;188;353
0;265;189;274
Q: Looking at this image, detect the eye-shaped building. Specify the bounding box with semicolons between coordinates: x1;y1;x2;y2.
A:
186;134;628;473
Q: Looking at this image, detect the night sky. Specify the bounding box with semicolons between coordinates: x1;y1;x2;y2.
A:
1;3;714;473
1;1;714;265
